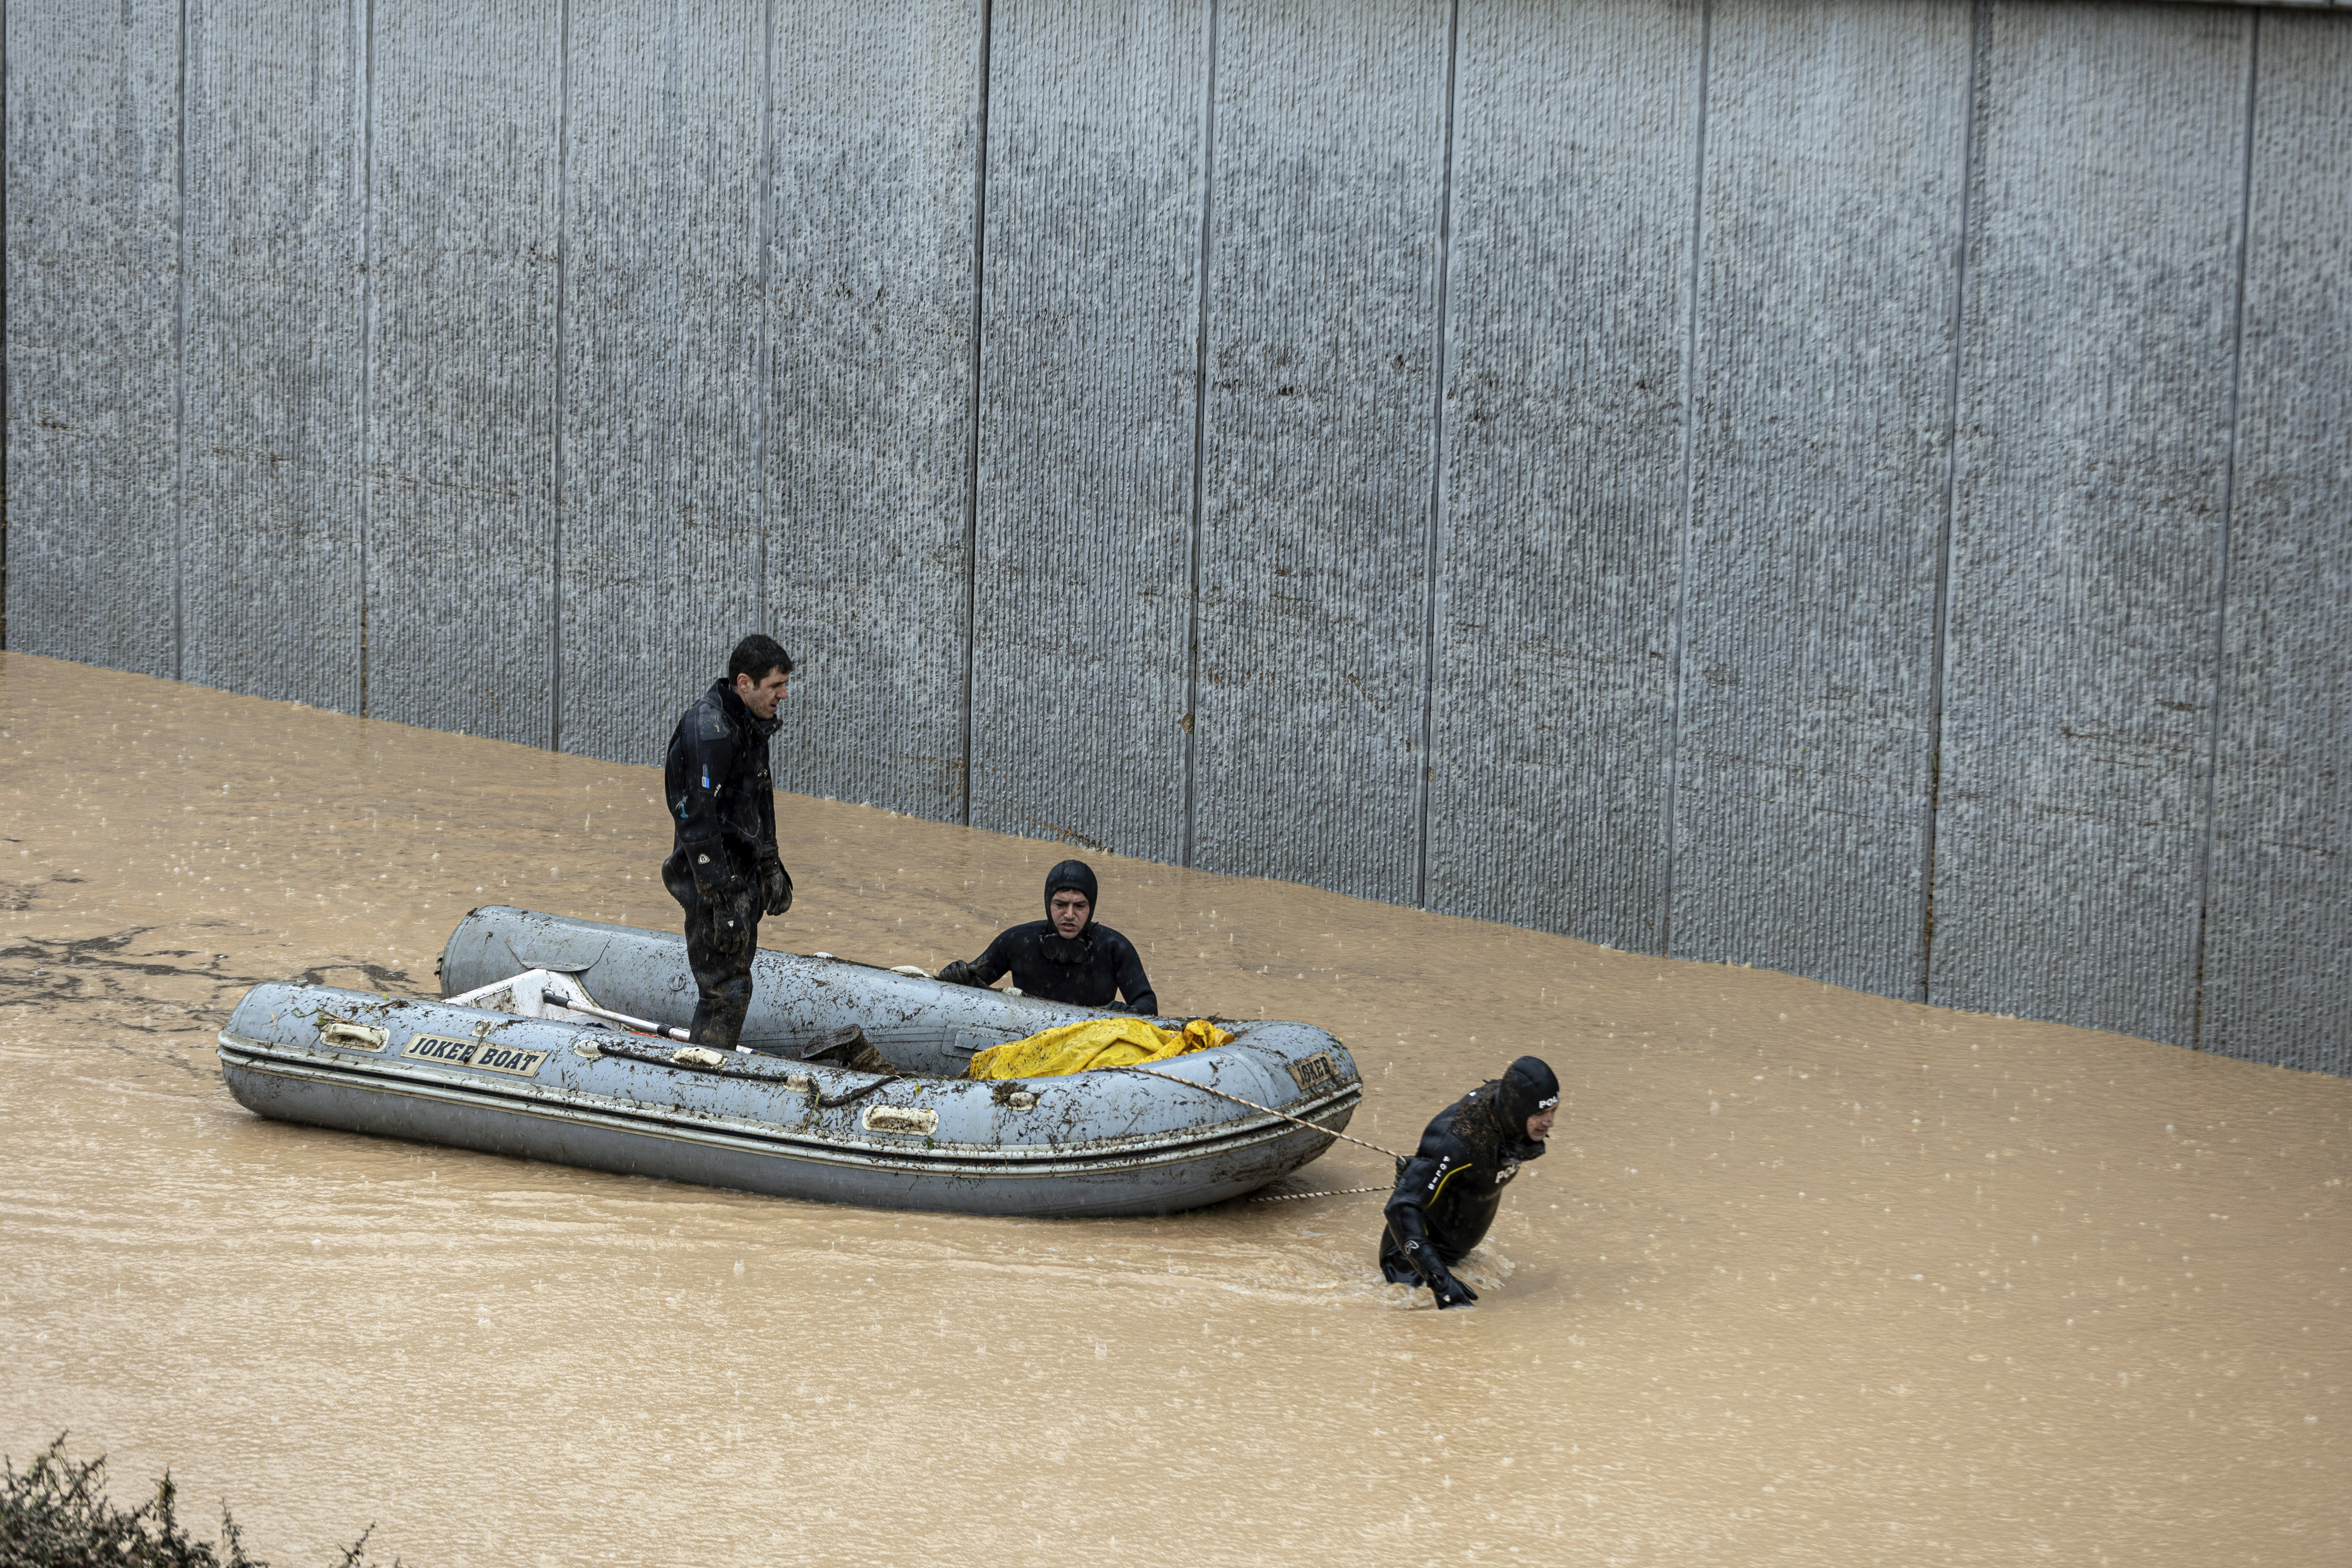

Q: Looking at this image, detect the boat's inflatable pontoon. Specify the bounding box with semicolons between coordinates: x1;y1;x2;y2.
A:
215;907;1362;1217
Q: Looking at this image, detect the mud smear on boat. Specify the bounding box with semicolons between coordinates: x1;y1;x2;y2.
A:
2;652;2346;1566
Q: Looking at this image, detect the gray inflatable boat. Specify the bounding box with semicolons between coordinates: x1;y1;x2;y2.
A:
214;906;1363;1217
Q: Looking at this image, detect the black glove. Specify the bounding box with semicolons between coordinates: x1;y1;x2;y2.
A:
1400;1233;1478;1308
935;959;979;987
1425;1267;1479;1310
758;854;793;916
710;905;754;955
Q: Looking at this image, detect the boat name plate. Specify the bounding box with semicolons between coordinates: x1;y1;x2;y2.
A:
1285;1051;1340;1094
862;1104;940;1137
402;1034;552;1079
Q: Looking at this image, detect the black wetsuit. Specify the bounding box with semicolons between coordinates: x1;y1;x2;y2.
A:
964;920;1158;1016
1380;1056;1559;1305
661;678;786;1047
940;858;1160;1015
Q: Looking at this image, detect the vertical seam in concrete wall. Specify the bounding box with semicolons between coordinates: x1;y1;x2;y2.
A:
754;0;777;632
958;0;995;827
1410;0;1463;910
170;0;191;680
550;0;575;751
357;0;377;718
2192;13;2261;1050
1658;0;1713;955
1921;0;1990;1003
1179;0;1223;869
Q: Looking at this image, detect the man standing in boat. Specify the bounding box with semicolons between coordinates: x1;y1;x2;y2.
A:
662;634;795;1049
1379;1056;1561;1308
934;859;1159;1016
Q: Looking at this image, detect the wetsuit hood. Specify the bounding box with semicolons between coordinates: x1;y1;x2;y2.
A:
1494;1056;1560;1141
1044;859;1098;922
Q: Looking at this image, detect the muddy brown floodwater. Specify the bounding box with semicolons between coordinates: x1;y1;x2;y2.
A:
2;652;2347;1566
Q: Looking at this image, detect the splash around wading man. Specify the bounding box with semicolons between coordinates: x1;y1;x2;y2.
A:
662;634;795;1049
1380;1056;1561;1308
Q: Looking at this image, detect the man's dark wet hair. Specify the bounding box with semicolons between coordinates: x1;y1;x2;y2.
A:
727;634;794;686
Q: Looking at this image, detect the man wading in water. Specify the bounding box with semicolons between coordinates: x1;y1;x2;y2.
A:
934;859;1159;1016
1381;1056;1561;1308
663;635;795;1048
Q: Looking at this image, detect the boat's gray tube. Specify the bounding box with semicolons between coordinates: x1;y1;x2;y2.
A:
213;907;1362;1218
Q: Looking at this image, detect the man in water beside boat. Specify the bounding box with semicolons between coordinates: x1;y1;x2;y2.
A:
1381;1056;1561;1308
933;858;1160;1016
662;634;796;1049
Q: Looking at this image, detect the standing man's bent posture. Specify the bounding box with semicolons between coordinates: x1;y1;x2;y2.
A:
663;635;795;1047
1379;1056;1561;1308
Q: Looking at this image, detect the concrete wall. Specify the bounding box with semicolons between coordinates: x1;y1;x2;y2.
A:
7;0;2347;1074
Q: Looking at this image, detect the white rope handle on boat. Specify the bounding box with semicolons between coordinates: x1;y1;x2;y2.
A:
1106;1062;1409;1163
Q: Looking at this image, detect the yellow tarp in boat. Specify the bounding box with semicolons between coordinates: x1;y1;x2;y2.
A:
966;1016;1234;1081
